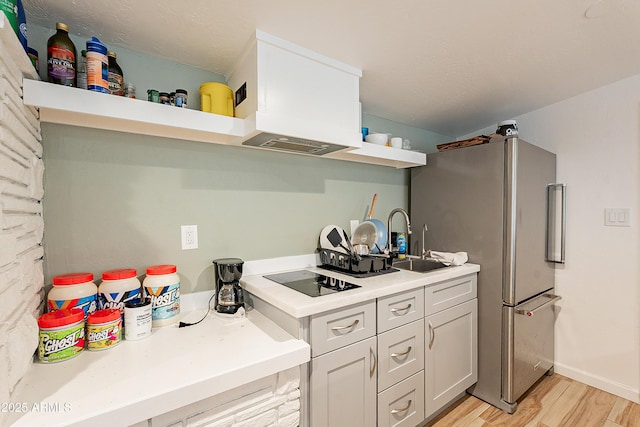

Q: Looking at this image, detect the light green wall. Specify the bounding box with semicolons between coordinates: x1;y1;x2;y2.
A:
42;125;409;293
361;113;452;153
33;24;451;294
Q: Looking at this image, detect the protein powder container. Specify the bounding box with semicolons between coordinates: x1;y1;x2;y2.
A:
98;268;142;328
87;308;122;351
143;264;180;327
48;272;98;318
37;308;85;363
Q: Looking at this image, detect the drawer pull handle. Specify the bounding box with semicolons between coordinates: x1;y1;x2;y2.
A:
391;399;412;415
391;346;412;359
428;321;435;350
390;304;412;314
331;319;359;332
370;346;377;378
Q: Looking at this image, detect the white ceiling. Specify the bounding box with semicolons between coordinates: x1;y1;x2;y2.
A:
22;0;640;137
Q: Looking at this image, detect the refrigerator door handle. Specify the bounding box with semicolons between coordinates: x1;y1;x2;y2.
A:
546;183;566;263
515;293;562;317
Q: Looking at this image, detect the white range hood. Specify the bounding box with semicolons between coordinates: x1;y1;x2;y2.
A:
226;30;363;156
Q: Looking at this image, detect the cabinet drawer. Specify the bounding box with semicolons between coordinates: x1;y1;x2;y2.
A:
377;370;425;427
425;274;477;316
310;300;376;357
377;287;425;333
377;319;425;391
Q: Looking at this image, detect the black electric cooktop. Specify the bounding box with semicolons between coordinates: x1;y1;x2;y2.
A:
264;270;360;297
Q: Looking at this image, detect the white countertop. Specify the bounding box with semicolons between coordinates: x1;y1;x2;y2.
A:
7;304;310;427
6;254;478;427
241;256;480;318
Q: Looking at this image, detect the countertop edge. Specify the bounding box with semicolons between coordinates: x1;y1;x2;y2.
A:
242;263;480;318
73;341;310;427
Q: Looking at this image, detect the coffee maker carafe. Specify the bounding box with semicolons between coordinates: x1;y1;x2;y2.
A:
212;258;244;314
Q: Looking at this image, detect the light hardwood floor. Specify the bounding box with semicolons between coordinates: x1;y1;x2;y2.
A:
424;374;640;427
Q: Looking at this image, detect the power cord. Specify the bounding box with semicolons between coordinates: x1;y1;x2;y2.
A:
178;292;215;328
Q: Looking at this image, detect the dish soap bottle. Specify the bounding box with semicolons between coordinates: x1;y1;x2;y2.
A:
107;51;124;96
47;22;76;86
397;233;407;259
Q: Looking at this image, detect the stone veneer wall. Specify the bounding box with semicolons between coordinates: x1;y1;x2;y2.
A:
0;34;44;401
128;367;302;427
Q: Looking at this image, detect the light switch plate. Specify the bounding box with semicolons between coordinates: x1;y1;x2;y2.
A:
604;208;630;227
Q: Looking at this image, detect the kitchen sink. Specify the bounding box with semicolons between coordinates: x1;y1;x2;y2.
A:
393;258;449;273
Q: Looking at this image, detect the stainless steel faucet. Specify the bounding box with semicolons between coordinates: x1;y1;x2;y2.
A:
422;223;429;259
387;208;412;254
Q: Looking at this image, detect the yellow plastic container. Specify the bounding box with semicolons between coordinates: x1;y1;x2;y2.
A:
199;82;234;117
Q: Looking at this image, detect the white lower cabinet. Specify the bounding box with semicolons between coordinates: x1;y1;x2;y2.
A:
425;298;478;417
377;370;425;427
310;336;378;427
302;272;478;427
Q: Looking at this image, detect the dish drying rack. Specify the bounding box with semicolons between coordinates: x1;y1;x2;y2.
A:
317;248;394;275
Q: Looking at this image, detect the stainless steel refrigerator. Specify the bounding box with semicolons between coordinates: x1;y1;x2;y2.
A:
410;136;565;413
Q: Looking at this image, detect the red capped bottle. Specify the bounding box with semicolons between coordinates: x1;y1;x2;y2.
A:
47;22;77;86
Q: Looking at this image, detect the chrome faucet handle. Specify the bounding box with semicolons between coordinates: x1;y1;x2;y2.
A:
421;224;428;259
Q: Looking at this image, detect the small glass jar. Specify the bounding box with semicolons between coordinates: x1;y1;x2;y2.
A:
159;92;170;105
124;82;136;99
174;89;187;108
147;89;159;103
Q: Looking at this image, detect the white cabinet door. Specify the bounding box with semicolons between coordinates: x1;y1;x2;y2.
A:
310;336;377;427
425;299;478;417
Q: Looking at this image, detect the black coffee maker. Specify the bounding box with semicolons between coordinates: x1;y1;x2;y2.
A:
212;258;244;314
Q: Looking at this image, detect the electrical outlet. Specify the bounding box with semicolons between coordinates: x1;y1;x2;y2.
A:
181;225;198;250
350;220;360;235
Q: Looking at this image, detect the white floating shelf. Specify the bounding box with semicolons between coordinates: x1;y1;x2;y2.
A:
328;142;426;168
22;79;425;168
23;79;245;144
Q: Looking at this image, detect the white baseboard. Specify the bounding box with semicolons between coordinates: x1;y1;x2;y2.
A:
554;362;640;403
